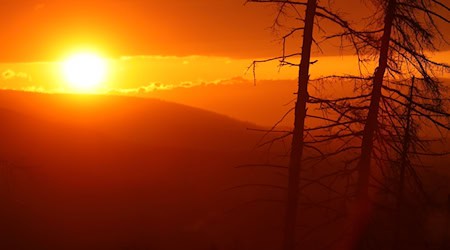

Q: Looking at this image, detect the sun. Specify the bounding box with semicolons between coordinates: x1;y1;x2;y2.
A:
62;53;108;92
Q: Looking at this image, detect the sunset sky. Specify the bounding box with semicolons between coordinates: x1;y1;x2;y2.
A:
0;0;449;93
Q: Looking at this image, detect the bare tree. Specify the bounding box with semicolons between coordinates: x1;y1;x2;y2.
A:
278;0;450;247
247;1;318;249
314;0;450;248
392;77;416;249
245;0;449;249
245;1;360;249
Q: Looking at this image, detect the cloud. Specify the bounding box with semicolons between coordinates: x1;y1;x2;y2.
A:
2;70;15;80
108;82;175;94
108;77;250;95
1;69;32;81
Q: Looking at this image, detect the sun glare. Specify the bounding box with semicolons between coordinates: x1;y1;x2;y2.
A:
62;53;107;92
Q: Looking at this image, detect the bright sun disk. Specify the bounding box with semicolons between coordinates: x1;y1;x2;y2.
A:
62;53;107;92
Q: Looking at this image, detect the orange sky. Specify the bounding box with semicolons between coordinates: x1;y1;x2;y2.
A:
0;0;275;62
1;0;447;62
0;0;448;94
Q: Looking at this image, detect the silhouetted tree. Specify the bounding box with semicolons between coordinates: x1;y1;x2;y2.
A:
247;1;318;249
245;1;361;249
356;0;448;248
245;0;449;249
392;77;416;249
275;0;450;248
312;0;450;248
371;76;444;249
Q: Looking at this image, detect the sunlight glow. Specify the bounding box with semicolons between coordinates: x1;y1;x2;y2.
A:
62;53;107;92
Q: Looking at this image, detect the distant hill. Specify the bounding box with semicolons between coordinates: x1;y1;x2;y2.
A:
0;90;262;152
139;78;450;128
0;90;285;250
140;78;299;127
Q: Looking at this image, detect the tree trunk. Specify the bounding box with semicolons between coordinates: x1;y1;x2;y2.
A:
282;1;317;250
392;77;414;249
356;0;396;203
351;0;397;249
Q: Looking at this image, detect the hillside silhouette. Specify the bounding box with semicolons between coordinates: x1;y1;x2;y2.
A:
0;89;449;250
0;90;285;250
